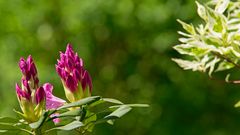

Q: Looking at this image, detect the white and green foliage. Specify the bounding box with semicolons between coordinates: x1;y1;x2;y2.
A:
173;0;240;76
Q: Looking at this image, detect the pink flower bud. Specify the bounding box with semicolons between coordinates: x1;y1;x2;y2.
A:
16;55;48;123
16;83;31;101
35;87;46;104
18;55;39;88
56;44;93;102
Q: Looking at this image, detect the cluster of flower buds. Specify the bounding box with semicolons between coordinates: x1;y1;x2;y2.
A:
15;44;92;122
16;56;46;122
56;44;92;102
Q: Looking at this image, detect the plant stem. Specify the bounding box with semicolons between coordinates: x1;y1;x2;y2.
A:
212;52;240;69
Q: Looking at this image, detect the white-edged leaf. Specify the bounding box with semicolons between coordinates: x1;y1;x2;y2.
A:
215;0;229;14
196;1;207;21
177;19;196;35
172;58;204;72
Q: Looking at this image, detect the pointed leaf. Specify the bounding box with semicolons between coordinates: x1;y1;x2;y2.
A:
102;98;124;104
109;104;149;108
104;105;132;120
177;19;195;35
45;121;83;132
215;0;229;14
196;1;207;20
58;109;81;118
58;96;101;110
0;117;19;124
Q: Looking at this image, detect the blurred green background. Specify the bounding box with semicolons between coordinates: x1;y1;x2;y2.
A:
1;0;240;135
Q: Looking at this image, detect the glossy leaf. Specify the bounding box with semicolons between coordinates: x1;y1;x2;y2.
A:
45;121;83;132
102;98;123;104
58;109;81;118
109;104;149;108
58;96;101;110
104;105;132;120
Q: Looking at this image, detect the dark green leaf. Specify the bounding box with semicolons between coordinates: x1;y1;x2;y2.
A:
58;96;101;110
45;121;83;132
0;123;19;130
0;117;19;124
58;109;81;118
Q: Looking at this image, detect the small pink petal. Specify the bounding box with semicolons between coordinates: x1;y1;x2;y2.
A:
50;113;61;124
43;83;66;110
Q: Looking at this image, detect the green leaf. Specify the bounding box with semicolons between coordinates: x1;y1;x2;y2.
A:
109;104;149;108
58;109;82;118
0;117;30;134
102;98;124;104
0;130;26;135
83;111;97;132
0;130;7;133
104;105;132;120
58;96;101;110
29;111;49;129
89;98;124;108
40;120;57;135
13;109;26;120
215;60;234;72
0;117;19;124
235;100;240;108
45;121;83;132
0;123;19;130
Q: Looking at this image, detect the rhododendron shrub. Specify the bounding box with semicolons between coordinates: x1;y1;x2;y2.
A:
0;44;148;135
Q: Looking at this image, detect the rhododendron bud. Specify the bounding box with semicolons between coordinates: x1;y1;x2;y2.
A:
19;56;39;89
35;87;45;104
16;84;31;102
56;44;92;102
16;55;46;123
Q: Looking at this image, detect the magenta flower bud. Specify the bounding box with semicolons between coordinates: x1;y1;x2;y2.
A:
21;78;31;94
56;44;93;102
18;55;39;89
81;70;92;92
16;55;49;123
35;87;46;104
19;58;28;75
16;84;31;101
